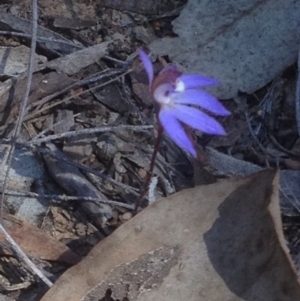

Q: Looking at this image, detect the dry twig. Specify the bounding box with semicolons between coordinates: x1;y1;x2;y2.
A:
26;124;153;145
0;0;53;288
0;30;82;49
35;145;141;196
4;190;135;210
28;68;124;110
296;49;300;137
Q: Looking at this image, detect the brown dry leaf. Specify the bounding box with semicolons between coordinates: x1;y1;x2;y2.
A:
43;42;110;75
0;71;73;124
284;158;300;170
0;215;80;265
41;170;300;301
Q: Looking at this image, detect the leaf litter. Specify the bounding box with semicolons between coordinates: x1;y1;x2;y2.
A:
0;0;299;300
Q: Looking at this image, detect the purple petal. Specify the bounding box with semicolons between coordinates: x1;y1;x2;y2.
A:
138;49;154;86
171;104;226;135
159;109;196;157
159;65;178;74
177;74;218;90
172;89;230;116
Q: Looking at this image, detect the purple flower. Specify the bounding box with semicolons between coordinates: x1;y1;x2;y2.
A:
138;49;230;157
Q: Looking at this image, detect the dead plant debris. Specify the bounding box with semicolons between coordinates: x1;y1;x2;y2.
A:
0;0;298;300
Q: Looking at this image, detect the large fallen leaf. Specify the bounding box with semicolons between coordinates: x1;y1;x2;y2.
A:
150;0;300;99
40;170;300;301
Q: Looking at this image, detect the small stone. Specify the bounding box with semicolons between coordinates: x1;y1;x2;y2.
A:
122;212;133;221
138;168;147;179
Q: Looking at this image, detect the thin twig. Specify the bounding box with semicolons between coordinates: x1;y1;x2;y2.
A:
32;119;70;141
35;146;141;196
280;183;300;214
0;9;40;210
245;112;269;155
135;125;163;212
0;0;52;288
268;134;299;158
0;223;52;286
0;69;127;134
296;49;300;137
26;124;153;145
4;190;135;210
0;138;144;197
23;69;132;123
0;30;82;49
103;55;127;66
27;68;124;111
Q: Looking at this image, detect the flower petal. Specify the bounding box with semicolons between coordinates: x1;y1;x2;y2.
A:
176;74;218;90
138;49;154;86
159;65;178;74
159;109;196;157
172;89;230;116
171;104;226;135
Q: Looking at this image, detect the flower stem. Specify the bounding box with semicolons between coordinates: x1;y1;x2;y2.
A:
134;124;163;212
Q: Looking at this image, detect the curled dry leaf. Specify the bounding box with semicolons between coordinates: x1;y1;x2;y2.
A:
42;144;113;231
41;170;300;301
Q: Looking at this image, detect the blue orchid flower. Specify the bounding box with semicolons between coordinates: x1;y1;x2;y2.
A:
138;49;230;157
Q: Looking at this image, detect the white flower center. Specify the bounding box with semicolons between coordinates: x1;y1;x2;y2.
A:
175;79;185;92
153;84;175;106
